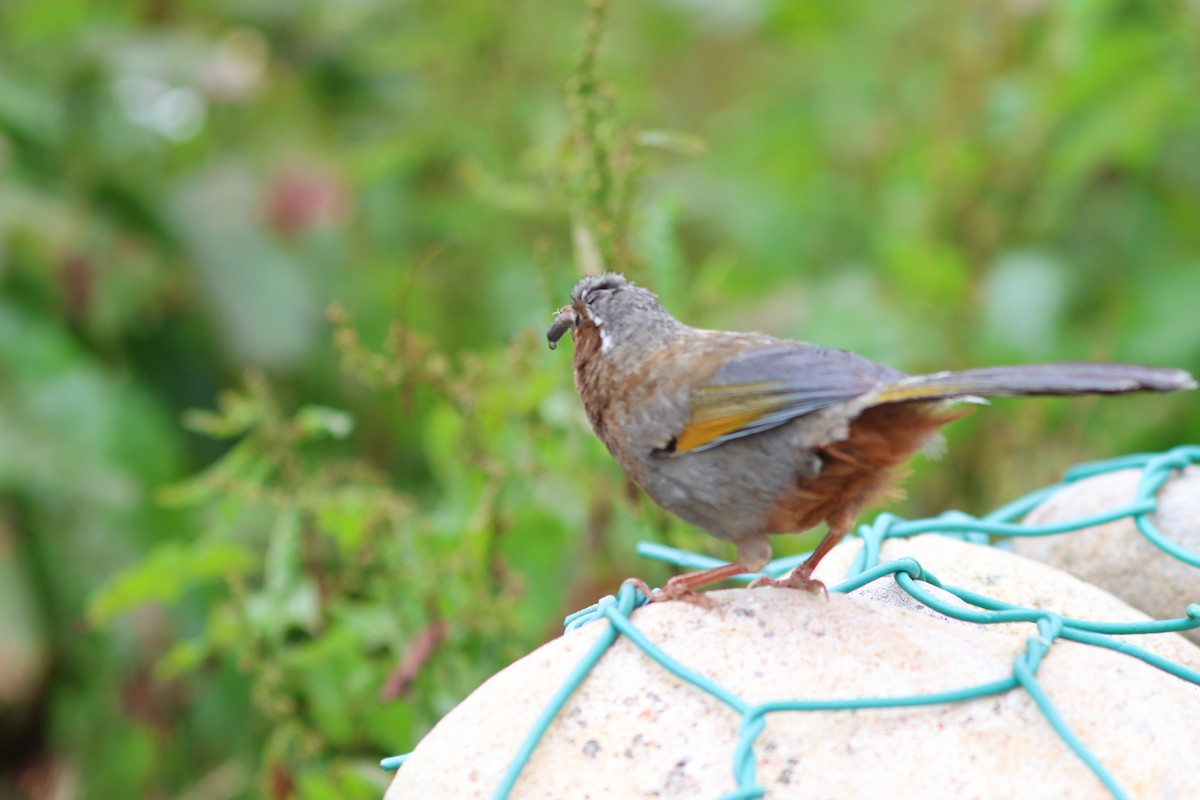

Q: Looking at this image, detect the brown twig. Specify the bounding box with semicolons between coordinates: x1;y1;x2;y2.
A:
379;620;449;701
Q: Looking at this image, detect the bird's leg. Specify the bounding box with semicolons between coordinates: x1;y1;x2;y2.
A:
641;536;772;604
751;513;855;595
652;562;752;603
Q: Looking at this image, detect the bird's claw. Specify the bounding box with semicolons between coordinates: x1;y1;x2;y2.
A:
749;572;829;598
621;577;720;610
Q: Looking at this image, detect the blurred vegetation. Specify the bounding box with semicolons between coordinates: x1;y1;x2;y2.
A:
1;0;1198;797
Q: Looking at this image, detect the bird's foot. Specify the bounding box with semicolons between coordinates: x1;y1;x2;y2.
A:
622;577;719;610
621;578;658;604
749;570;828;598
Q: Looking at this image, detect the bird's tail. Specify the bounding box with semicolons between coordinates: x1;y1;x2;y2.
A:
873;362;1196;405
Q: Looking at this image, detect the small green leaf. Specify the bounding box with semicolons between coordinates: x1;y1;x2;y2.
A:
181;409;251;439
315;491;373;556
637;129;708;157
295;405;355;440
265;506;303;606
246;579;322;637
154;636;213;680
87;540;256;625
156;440;268;508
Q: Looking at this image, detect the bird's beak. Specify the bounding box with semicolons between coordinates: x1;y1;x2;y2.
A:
547;306;576;350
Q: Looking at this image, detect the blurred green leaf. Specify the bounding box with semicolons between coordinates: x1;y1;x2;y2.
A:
314;488;376;556
638;129;708;156
154;636;213;681
295;405;355;440
156;440;270;507
87;540;255;625
264;506;304;635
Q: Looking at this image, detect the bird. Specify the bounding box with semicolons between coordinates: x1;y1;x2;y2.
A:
547;273;1196;601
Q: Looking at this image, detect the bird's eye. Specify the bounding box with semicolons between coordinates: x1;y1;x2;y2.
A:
586;290;604;306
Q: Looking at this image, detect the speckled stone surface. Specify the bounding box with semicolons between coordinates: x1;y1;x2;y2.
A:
387;537;1200;800
1009;466;1200;645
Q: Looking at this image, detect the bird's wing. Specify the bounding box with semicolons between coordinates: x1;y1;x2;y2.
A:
671;346;904;454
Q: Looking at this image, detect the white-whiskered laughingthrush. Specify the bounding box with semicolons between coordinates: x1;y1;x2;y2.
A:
547;273;1196;601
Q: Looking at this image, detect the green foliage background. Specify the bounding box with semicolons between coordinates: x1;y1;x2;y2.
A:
1;0;1197;797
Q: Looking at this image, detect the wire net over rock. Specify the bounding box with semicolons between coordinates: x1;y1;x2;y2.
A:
384;447;1200;800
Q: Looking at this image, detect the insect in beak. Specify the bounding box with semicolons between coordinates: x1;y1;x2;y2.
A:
547;306;576;350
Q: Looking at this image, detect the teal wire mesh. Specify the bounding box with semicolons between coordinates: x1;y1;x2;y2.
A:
383;446;1200;800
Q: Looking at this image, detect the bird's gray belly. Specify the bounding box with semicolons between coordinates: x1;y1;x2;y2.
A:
635;422;824;543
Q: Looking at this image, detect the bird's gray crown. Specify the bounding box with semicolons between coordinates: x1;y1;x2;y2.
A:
571;273;629;306
564;272;685;355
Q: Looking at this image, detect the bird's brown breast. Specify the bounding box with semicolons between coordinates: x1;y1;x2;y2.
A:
571;320;610;440
571;317;604;369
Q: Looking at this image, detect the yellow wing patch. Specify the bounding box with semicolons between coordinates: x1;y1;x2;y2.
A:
674;407;774;453
674;382;795;453
873;382;975;404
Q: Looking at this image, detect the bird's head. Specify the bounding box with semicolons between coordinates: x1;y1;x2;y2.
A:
547;273;677;357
